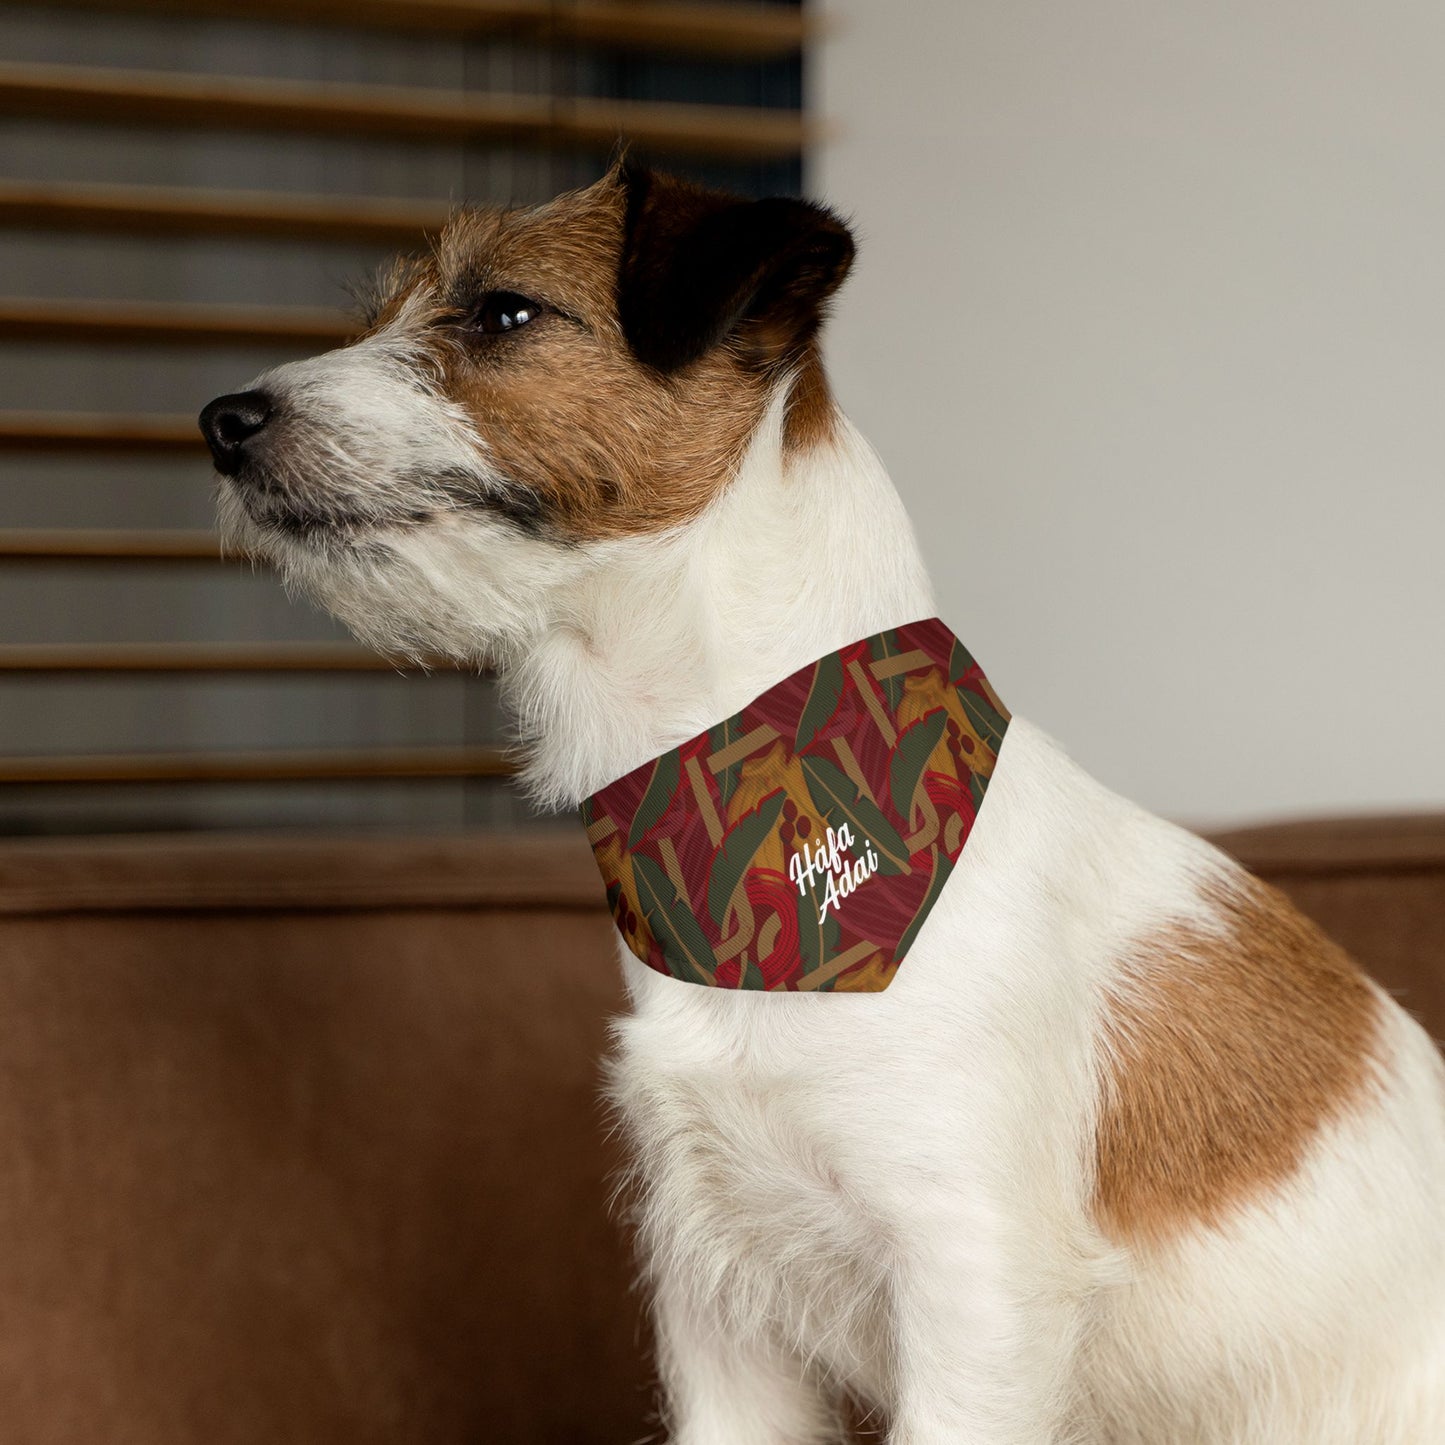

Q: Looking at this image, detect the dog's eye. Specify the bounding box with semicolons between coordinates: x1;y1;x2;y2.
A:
471;291;543;335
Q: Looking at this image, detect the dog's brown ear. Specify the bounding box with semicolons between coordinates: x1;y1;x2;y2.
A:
617;162;855;374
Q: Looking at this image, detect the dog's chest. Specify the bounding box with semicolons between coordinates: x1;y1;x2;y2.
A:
611;994;896;1386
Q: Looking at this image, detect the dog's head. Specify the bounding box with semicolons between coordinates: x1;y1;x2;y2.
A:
200;163;854;661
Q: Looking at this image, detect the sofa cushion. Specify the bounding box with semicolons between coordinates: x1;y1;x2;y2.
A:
0;816;1439;1442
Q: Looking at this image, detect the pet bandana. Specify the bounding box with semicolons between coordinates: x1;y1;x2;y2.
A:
581;618;1009;993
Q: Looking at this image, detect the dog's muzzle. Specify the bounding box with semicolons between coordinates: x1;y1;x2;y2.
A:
199;390;274;477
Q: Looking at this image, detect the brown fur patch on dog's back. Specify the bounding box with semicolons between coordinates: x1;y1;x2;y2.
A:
1094;874;1382;1246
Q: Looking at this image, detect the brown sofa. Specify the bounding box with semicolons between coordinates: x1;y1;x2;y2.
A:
0;816;1440;1443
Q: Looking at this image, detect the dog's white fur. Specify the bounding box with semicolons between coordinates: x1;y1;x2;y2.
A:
217;235;1445;1445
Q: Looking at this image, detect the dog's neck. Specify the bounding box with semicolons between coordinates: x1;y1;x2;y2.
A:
504;391;936;810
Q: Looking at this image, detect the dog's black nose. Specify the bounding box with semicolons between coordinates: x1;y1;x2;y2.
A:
199;390;273;475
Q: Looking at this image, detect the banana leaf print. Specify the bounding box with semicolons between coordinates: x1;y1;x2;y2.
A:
969;769;987;811
794;651;845;752
889;708;948;828
868;630;906;709
706;791;786;929
632;852;715;985
708;714;747;807
894;849;954;960
799;754;911;873
948;635;978;689
627;750;682;849
584;617;1006;994
956;687;1008;755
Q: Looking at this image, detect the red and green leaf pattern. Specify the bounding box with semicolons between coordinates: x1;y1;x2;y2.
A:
627;751;682;849
582;618;1009;993
794;650;846;752
707;791;786;928
889;708;948;829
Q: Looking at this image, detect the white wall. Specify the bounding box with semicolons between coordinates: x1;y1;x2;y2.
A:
812;0;1445;827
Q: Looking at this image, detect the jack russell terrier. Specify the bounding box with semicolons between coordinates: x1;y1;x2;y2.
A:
200;162;1445;1444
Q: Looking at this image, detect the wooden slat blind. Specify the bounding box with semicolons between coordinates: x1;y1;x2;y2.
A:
0;0;810;815
0;745;512;785
0;413;205;452
0;297;354;348
31;0;811;59
0;643;418;673
0;529;221;560
0;62;812;162
0;181;448;245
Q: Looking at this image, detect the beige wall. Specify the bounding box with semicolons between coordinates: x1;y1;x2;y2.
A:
813;0;1444;826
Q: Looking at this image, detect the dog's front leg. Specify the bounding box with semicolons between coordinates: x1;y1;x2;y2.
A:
653;1275;842;1445
885;1209;1091;1445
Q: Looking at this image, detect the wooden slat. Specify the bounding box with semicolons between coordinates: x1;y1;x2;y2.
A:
528;0;809;57
28;0;811;59
0;744;514;784
0;61;812;161
0;413;203;452
0;296;353;348
0;528;221;560
0;643;414;673
0;179;449;245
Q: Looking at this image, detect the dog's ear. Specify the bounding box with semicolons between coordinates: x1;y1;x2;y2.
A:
616;162;855;374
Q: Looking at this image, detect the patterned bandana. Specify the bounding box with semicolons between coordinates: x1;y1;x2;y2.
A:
580;618;1009;993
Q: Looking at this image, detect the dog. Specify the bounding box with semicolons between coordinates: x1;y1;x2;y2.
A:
200;162;1445;1443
